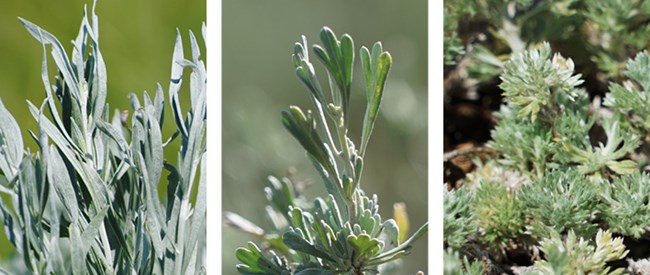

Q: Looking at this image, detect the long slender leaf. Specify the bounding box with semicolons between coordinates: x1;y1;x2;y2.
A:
47;146;79;224
0;99;23;182
183;154;206;272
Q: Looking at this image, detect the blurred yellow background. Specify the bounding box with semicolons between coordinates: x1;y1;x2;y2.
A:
0;0;205;268
222;0;428;273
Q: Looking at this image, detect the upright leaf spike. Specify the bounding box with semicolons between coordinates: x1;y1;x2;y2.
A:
359;43;392;157
232;27;427;274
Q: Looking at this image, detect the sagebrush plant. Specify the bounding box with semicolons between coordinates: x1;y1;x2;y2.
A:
445;1;650;273
445;43;650;273
0;2;206;274
225;28;427;274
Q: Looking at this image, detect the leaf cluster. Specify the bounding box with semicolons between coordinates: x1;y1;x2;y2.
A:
472;181;526;250
443;185;474;250
600;172;650;238
499;43;583;122
518;169;601;239
232;28;427;275
445;44;650;272
521;230;628;275
604;51;650;132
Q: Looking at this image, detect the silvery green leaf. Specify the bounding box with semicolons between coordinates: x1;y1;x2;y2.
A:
295;61;326;105
47;145;79;224
143;107;164;187
342;175;354;200
164;206;181;270
236;242;288;274
283;229;336;263
18;169;41;272
129;93;141;110
607;160;637;175
70;225;86;274
381;219;400;247
80;206;109;260
183;154;207;273
347;233;383;261
133;215;145;271
322;221;344;257
46;237;67;274
96;120;129;158
187;30;205;111
183;245;199;275
312;45;333;77
90;39;107;130
357;209;376;235
37;37;72;144
143;91;153;107
289;207;312;240
189;30;201;65
154;84;165;128
360;46;372;96
134;148;164;259
312;217;332;250
145;199;165;260
325;194;343;230
179;57;206;196
334;227;351;260
104;212;132;263
340;34;354;91
91;0;99;40
93;131;106;171
624;50;650;91
71;22;85;85
0;99;23;182
360;47;391;156
169;30;188;137
282;107;329;168
27;101;78;153
318;28;343;83
19;157;39;219
265;176;295;222
368;223;428;266
353;155;363;188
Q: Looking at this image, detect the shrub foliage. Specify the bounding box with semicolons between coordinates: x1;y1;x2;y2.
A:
226;28;428;274
0;3;206;274
445;0;650;273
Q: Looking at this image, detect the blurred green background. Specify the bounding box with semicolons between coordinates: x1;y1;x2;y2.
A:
0;0;204;269
223;0;428;273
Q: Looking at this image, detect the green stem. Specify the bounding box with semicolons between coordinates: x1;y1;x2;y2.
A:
312;97;341;180
334;111;357;224
349;195;357;226
336;115;354;176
